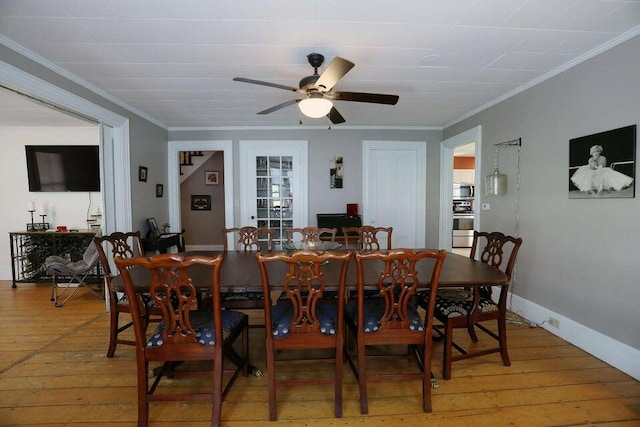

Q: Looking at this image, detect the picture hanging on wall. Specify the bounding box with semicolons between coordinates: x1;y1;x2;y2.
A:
205;171;219;185
138;166;148;182
191;195;211;210
156;184;163;197
568;124;635;199
330;156;343;189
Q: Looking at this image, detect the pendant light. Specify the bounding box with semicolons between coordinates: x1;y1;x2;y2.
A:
485;145;507;195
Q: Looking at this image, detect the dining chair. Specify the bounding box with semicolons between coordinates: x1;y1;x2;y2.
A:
341;225;393;250
220;226;274;310
94;231;158;358
345;248;447;414
419;231;523;379
285;226;337;243
115;253;249;427
256;249;352;420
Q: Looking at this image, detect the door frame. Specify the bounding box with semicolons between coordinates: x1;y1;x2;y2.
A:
362;140;427;248
167;140;235;241
439;126;482;250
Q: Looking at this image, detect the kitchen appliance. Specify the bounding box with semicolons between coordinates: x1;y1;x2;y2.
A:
452;214;474;248
453;183;475;199
453;200;473;213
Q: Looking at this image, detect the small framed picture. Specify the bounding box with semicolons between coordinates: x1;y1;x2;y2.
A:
205;171;219;185
156;184;163;197
191;195;211;210
138;166;148;182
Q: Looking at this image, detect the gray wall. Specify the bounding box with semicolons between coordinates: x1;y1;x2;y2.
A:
168;128;444;248
445;35;640;350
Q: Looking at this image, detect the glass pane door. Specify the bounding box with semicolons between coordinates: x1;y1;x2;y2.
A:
256;156;294;249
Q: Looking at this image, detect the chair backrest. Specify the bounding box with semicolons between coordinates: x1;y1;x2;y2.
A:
286;227;337;243
342;226;393;250
470;231;522;300
94;231;144;278
223;226;274;251
470;231;522;280
256;250;351;335
354;248;446;333
114;254;225;353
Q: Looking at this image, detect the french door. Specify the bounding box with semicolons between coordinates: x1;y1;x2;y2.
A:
239;141;308;249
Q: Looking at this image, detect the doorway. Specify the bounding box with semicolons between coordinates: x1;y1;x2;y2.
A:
439;126;482;252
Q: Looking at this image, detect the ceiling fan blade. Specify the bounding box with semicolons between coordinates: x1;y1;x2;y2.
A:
330;91;399;105
257;99;300;115
314;57;355;91
233;77;298;92
328;107;346;124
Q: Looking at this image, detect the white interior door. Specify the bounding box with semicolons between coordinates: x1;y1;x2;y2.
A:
363;141;426;248
239;140;308;249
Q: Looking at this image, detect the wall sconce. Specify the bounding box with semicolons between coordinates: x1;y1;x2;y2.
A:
485;138;521;196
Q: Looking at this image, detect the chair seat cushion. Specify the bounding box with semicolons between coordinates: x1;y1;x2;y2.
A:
420;289;498;319
270;301;338;336
345;299;424;333
147;309;246;347
221;291;264;301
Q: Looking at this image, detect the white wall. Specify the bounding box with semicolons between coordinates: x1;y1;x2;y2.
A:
0;126;100;279
445;35;640;378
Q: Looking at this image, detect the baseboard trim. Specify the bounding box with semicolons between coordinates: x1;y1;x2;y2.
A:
509;293;640;381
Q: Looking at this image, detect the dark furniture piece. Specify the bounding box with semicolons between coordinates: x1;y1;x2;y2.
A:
256;250;351;420
141;232;184;254
9;230;99;288
345;249;447;414
316;213;362;237
419;231;523;379
115;253;249;427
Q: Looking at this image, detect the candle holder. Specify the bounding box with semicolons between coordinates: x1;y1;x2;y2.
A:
28;209;35;230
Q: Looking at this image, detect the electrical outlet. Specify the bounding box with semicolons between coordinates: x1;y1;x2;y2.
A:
548;317;560;328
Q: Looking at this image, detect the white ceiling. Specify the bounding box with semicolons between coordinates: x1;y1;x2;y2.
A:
1;0;639;129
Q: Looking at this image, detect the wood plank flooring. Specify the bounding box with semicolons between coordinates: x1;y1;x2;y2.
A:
1;282;639;426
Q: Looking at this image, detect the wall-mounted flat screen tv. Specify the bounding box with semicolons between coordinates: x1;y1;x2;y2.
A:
25;145;100;192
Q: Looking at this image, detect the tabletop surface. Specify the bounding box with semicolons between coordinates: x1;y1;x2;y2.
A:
111;249;508;293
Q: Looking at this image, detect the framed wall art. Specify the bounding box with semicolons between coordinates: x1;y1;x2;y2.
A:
569;124;635;199
330;156;343;189
205;171;219;185
190;194;211;210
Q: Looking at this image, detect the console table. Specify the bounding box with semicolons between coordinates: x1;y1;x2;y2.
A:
142;233;184;254
9;230;98;288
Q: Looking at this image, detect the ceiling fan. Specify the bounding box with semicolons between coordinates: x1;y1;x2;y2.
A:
233;53;399;124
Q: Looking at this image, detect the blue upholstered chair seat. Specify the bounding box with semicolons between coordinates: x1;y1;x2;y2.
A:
419;288;498;320
220;291;264;302
270;301;338;337
345;298;424;333
147;309;246;347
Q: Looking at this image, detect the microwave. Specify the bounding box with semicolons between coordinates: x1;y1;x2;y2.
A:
453;183;474;199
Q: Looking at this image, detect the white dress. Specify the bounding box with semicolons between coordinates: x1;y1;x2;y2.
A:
571;156;633;193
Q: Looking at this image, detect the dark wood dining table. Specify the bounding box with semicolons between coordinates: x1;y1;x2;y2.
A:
111;249;508;293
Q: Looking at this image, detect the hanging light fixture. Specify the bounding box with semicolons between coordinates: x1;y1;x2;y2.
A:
298;92;333;118
485;138;521;196
485;145;507;196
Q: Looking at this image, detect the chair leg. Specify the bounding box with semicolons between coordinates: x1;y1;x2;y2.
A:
466;323;479;342
266;341;277;421
211;351;224;427
443;322;453;380
357;338;368;414
334;340;344;418
107;308;119;358
137;359;150;427
498;317;511;367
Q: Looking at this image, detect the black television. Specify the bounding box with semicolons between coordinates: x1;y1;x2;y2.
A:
25;145;101;192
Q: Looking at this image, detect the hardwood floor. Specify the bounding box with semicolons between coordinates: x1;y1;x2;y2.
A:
1;282;639;426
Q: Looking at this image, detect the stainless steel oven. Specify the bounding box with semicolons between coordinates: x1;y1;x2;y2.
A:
452;214;474;248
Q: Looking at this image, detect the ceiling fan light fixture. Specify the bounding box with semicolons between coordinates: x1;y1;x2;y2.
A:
298;97;333;118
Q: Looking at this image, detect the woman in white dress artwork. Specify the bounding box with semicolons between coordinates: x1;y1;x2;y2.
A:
570;144;633;195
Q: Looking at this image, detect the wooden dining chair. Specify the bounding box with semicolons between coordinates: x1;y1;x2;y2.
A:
220;227;274;310
285;226;337;243
115;253;249;427
94;231;159;358
345;248;447;414
256;249;352;420
341;225;393;250
419;231;523;379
